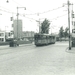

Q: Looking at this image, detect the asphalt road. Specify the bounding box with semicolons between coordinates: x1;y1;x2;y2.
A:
0;42;75;75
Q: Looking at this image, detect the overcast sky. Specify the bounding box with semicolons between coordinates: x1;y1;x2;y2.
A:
0;0;75;33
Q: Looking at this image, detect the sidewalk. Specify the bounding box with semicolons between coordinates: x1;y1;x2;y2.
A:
66;47;75;53
0;43;33;50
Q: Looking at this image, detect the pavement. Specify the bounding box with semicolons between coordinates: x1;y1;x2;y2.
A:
0;41;75;75
0;43;33;50
0;41;75;53
56;41;75;53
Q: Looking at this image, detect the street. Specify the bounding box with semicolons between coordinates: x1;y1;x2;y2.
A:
0;42;75;75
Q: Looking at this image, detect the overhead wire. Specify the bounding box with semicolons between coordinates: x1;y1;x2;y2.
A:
0;5;64;16
11;0;22;6
3;0;66;15
0;0;68;23
1;0;73;17
11;0;66;15
39;13;68;22
37;6;64;15
11;0;35;14
24;6;65;15
0;6;13;12
22;13;68;23
0;0;68;17
0;6;68;23
50;13;68;21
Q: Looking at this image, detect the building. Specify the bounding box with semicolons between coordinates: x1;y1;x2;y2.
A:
5;31;14;41
0;31;14;42
23;31;34;37
22;31;35;41
13;19;22;39
0;31;5;42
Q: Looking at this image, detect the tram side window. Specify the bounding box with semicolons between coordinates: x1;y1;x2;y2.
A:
53;36;55;39
35;35;41;39
46;36;48;39
46;36;49;39
49;36;51;39
42;35;46;39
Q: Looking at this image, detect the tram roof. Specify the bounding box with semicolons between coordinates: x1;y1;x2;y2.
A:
35;33;55;36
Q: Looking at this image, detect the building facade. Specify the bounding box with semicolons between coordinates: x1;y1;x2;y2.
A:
0;31;5;42
5;31;14;40
0;31;14;42
22;31;35;41
13;19;22;39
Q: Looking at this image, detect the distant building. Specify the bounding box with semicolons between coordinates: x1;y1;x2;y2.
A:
23;31;35;37
22;31;35;41
0;31;5;42
13;19;22;39
0;31;14;42
5;31;14;41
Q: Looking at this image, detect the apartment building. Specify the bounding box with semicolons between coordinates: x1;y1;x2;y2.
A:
0;31;14;42
0;31;5;42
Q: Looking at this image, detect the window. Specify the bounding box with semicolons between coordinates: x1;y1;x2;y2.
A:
0;33;4;36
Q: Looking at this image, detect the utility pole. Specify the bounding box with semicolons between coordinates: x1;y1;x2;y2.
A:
63;0;72;50
17;7;26;40
39;18;41;33
68;0;71;50
17;7;19;40
72;3;74;26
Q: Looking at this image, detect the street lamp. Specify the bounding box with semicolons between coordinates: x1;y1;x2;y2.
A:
17;7;26;40
6;0;9;3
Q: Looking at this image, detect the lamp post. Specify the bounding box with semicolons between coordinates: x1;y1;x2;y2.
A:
68;0;71;50
6;0;9;3
17;7;26;40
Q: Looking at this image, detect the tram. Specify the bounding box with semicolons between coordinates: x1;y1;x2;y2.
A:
34;33;56;46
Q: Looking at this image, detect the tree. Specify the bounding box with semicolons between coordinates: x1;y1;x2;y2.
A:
59;26;64;41
41;19;50;34
64;27;69;40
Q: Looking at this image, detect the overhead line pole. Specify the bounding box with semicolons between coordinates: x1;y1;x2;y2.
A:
17;7;26;40
17;7;19;40
72;3;73;26
68;0;71;50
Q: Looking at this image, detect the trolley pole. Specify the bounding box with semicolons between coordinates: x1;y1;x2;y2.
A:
68;0;71;50
39;18;41;33
37;13;41;33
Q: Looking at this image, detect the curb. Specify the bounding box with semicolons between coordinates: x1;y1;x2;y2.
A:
65;47;75;53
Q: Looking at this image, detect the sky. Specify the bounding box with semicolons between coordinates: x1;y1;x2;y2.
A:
0;0;75;34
